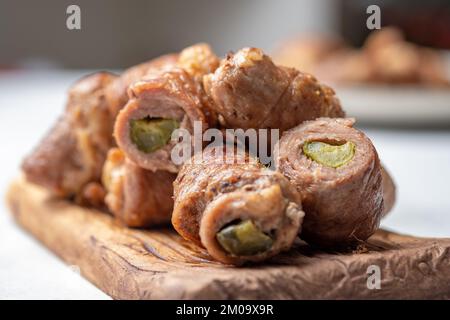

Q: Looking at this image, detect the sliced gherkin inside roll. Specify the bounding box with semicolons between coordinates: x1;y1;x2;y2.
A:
303;141;355;168
216;220;273;256
130;118;179;153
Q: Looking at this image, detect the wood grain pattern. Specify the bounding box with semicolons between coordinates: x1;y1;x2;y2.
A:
6;177;450;299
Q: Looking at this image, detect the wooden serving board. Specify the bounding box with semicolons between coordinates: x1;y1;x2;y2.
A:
6;178;450;299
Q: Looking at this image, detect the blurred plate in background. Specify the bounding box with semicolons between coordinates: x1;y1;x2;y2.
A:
335;51;450;126
337;85;450;126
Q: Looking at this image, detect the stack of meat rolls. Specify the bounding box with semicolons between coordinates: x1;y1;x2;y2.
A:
21;51;180;205
22;43;220;226
108;43;219;224
275;118;385;247
21;43;397;265
172;146;304;265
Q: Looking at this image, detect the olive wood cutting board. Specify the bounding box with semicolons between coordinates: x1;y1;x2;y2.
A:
6;177;450;299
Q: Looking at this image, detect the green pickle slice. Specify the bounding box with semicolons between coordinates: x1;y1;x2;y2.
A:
303;141;355;168
216;220;274;256
130;118;179;153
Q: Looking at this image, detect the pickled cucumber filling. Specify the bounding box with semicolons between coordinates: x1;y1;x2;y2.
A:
303;141;355;168
130;117;180;153
216;220;274;256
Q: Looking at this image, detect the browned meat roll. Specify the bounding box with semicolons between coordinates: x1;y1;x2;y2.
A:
22;72;117;199
203;47;344;132
275;118;384;247
102;148;176;227
106;53;179;118
114;44;219;173
172;147;304;265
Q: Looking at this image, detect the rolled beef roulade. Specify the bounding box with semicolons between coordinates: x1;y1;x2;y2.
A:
114;44;219;173
381;166;396;217
22;72;117;200
172;146;304;265
203;47;344;132
275;118;384;247
102;148;176;227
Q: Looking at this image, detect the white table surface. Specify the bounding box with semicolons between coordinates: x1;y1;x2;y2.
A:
1;71;449;299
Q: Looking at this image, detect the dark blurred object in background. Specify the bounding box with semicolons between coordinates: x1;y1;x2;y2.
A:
340;0;450;49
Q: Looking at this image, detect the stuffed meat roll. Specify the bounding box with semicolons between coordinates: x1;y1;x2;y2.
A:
203;47;344;132
172;147;304;265
22;72;117;199
102;148;176;227
275;118;384;247
114;44;219;173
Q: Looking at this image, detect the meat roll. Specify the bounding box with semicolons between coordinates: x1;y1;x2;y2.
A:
172;147;304;265
203;47;344;132
275;118;384;247
114;44;219;173
381;166;396;217
106;53;179;118
22;72;117;199
102;148;176;227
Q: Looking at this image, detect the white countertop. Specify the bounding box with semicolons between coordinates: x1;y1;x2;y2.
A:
1;71;449;299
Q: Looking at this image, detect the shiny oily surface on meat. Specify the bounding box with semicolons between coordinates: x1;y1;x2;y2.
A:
130;118;179;153
303;141;355;168
216;220;274;256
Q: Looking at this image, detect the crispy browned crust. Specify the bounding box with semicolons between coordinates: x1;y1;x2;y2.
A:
204;47;344;131
172;147;304;265
105;54;179;118
275;118;384;247
102;148;175;227
22;72;117;197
